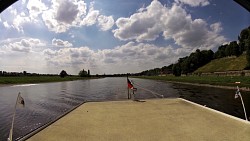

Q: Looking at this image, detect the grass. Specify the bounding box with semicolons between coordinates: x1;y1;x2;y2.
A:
0;76;97;85
195;54;247;73
136;75;250;88
137;55;249;89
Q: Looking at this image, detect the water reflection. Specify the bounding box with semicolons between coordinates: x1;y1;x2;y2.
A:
0;77;249;140
172;83;250;120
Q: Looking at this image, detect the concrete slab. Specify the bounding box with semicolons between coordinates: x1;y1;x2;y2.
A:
24;99;250;141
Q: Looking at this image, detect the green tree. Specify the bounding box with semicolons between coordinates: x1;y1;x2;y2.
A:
172;57;186;76
180;56;189;75
201;50;214;64
228;41;240;56
246;42;250;69
60;70;68;78
238;26;250;52
172;63;181;76
79;69;88;77
225;44;233;56
87;70;90;76
238;26;250;69
214;45;227;59
23;71;27;76
186;49;202;73
174;49;214;75
161;64;173;74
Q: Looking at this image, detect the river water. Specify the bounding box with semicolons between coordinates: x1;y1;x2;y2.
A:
0;77;249;140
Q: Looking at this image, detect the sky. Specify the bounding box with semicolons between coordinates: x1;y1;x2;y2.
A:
0;0;249;75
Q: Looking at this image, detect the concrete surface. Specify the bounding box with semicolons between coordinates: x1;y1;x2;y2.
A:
26;98;250;141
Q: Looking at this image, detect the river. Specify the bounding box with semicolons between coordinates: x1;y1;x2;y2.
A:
0;77;249;140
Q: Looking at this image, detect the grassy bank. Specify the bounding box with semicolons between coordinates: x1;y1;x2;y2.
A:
136;75;250;88
0;76;98;85
195;54;247;73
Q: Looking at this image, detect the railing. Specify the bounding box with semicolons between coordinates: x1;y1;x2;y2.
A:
235;85;248;121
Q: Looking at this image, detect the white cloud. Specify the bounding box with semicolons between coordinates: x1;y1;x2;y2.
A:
80;2;99;26
101;42;180;65
22;0;27;5
41;0;81;33
52;38;73;47
81;9;99;26
162;4;225;49
29;38;45;46
43;47;94;68
1;38;45;53
10;8;17;15
55;0;79;24
2;0;47;32
20;12;26;16
0;51;5;55
113;0;225;50
0;50;47;74
175;0;210;7
97;15;114;31
3;21;11;28
41;0;113;33
0;38;47;73
5;39;32;53
27;0;48;20
42;42;187;74
210;22;223;33
113;0;164;42
72;0;87;25
137;4;146;13
12;14;32;32
1;0;113;33
1;39;189;74
43;49;57;57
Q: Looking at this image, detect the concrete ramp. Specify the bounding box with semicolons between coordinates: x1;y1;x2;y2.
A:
24;98;250;141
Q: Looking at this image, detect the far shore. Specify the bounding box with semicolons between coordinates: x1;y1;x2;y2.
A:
0;76;101;86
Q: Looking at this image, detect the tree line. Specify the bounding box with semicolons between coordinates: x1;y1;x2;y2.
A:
137;26;250;76
0;71;58;77
0;69;92;78
59;69;91;78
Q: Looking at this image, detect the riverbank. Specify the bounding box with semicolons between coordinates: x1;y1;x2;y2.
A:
135;76;250;91
0;76;100;86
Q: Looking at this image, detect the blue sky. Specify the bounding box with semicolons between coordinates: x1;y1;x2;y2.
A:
0;0;249;75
